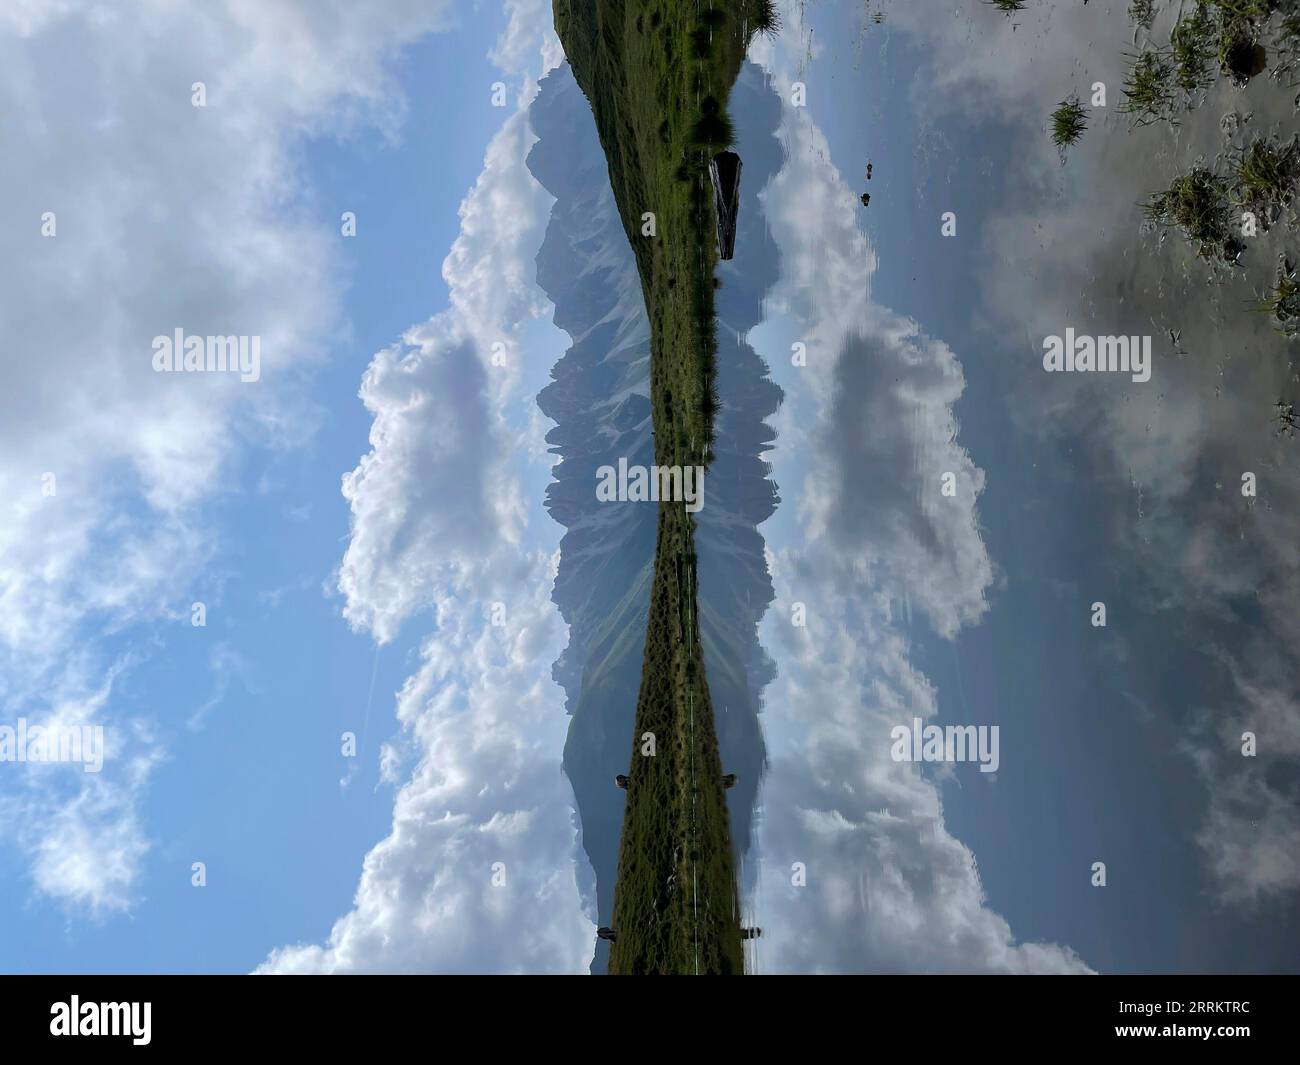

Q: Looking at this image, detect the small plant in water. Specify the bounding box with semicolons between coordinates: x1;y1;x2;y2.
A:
1276;398;1300;437
984;0;1027;13
1231;135;1300;229
1050;95;1089;150
1145;166;1243;261
1257;257;1300;337
1170;2;1217;95
1129;0;1158;29
1121;50;1178;125
1216;5;1269;85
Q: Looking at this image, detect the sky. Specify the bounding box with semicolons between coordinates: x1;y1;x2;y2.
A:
1;0;1296;974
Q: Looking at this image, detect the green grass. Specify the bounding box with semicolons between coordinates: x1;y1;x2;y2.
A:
1141;134;1297;264
1144;166;1241;261
1217;6;1270;83
1120;1;1292;104
1129;0;1158;28
1171;2;1216;94
1213;0;1279;18
984;0;1028;12
1231;135;1300;228
1257;258;1300;336
1120;49;1177;125
1050;95;1088;150
552;0;769;976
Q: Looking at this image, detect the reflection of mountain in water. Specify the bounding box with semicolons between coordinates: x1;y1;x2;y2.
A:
529;61;783;972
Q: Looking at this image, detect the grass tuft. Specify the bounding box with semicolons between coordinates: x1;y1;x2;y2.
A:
1129;0;1158;29
1171;2;1216;94
1276;398;1300;437
1257;258;1300;336
1217;5;1269;84
1144;166;1241;261
688;96;735;151
1050;95;1089;150
1231;135;1300;228
1121;50;1177;125
751;0;781;38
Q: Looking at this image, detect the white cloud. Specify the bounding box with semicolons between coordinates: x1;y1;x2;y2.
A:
262;17;593;972
336;98;551;643
0;0;451;913
748;16;1085;972
753;554;1088;973
870;0;1300;908
259;560;591;974
758;76;992;638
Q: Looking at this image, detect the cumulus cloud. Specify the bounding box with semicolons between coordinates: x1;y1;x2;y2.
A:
743;16;1083;972
261;18;592;973
879;0;1300;907
0;0;450;912
335;97;553;643
259;561;590;973
758;74;992;637
752;551;1087;973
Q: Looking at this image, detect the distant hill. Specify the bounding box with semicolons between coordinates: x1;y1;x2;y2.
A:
549;0;778;973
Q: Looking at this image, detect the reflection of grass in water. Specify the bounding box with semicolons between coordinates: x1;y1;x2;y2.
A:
1121;50;1177;125
1257;259;1300;337
1144;167;1239;261
1232;136;1300;227
1050;95;1088;150
689;96;735;151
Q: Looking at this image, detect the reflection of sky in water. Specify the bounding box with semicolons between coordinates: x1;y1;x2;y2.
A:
733;1;1299;972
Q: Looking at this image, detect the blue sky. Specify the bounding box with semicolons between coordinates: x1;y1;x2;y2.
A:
2;0;1296;975
0;0;536;973
746;0;1299;973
